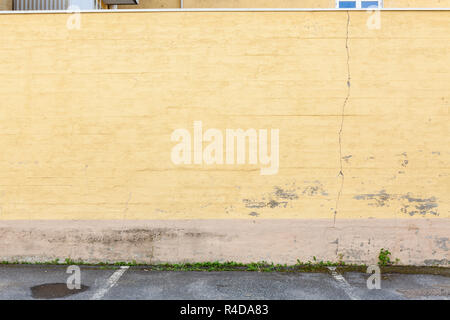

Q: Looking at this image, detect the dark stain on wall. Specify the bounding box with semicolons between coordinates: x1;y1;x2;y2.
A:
242;182;329;210
354;190;439;216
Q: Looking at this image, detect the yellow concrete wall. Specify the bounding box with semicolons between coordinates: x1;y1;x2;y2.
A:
0;11;448;221
385;0;450;7
183;0;332;8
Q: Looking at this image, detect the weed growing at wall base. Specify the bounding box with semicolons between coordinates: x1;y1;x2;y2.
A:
1;259;448;276
378;248;400;266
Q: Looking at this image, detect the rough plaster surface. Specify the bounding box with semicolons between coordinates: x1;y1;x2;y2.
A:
0;219;448;265
0;11;448;263
0;12;448;221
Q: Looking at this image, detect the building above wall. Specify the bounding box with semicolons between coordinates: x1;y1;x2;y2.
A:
11;0;109;10
103;0;138;5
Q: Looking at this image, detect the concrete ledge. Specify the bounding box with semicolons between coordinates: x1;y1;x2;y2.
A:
0;219;448;266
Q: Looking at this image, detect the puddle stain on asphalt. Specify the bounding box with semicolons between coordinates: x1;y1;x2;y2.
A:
30;283;89;299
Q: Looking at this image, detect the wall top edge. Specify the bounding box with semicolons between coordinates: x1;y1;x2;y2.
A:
1;8;450;15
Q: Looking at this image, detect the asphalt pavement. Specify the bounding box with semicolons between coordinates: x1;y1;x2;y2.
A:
0;265;448;300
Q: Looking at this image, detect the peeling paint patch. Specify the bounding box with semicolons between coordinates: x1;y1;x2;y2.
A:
302;181;329;196
354;190;439;216
434;237;449;251
342;155;352;163
243;184;297;209
353;190;394;207
242;199;267;209
268;199;288;208
400;194;438;216
243;198;287;209
398;152;409;168
273;186;298;200
424;259;449;266
243;182;329;210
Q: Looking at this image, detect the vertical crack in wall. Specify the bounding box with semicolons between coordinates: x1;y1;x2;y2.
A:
334;11;351;226
123;192;132;220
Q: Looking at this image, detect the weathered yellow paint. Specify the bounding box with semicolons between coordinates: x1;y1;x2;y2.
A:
0;11;448;220
385;0;450;7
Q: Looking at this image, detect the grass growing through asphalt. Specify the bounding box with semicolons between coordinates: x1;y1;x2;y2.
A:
0;258;360;272
1;258;448;275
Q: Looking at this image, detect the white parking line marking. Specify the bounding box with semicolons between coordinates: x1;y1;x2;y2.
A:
90;266;129;300
327;267;360;300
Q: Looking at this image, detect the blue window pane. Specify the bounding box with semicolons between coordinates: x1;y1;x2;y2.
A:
339;1;357;8
361;1;379;8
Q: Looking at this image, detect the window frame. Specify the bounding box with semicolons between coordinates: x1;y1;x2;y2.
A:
336;0;383;9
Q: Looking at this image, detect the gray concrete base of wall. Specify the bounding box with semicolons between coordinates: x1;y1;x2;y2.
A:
0;219;448;266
